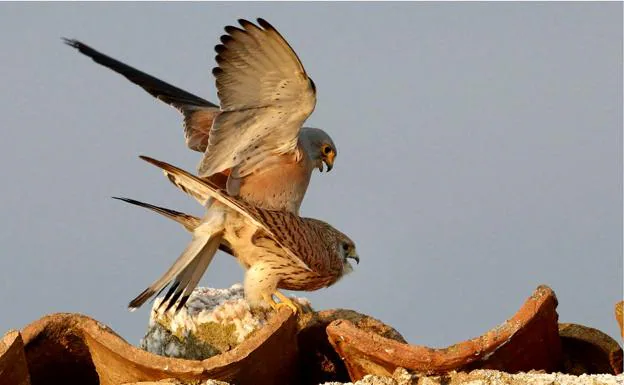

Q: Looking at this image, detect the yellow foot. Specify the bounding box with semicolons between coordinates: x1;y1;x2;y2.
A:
274;291;305;314
261;292;298;314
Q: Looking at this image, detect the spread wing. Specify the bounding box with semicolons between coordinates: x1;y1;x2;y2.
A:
140;156;312;272
197;18;317;178
63;38;219;152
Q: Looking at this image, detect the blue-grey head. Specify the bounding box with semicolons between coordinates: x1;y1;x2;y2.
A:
299;127;337;172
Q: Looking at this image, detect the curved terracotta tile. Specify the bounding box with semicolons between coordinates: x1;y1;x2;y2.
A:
0;330;31;385
297;309;407;385
326;285;561;380
559;323;623;375
21;309;296;385
616;301;623;339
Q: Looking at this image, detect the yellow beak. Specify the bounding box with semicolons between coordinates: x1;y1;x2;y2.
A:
323;151;336;172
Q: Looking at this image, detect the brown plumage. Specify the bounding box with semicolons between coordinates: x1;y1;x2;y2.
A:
66;18;351;312
64;18;337;215
124;156;358;313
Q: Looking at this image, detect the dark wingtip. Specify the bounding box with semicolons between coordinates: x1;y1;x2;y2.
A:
161;283;186;314
164;295;180;313
167;288;184;310
176;295;190;312
62;38;89;52
309;77;317;94
61;37;78;47
257;18;272;30
128;288;154;310
112;197;147;208
238;19;253;28
139;155;159;166
139;155;171;174
158;282;179;312
220;34;234;45
224;25;245;35
214;44;226;54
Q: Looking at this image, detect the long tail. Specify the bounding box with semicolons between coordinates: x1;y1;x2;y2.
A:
113;197;200;232
158;231;224;313
62;38;220;153
128;211;225;312
113;196;234;256
139;156;260;226
62;38;216;109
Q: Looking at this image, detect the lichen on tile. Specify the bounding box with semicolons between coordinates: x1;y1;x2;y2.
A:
139;283;309;360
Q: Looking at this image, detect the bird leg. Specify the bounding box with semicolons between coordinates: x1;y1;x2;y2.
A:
273;291;303;313
261;292;298;314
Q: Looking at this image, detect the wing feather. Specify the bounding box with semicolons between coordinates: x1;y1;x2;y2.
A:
198;19;316;177
128;232;218;310
112;197;200;232
141;156;312;271
63;38;219;153
112;197;235;257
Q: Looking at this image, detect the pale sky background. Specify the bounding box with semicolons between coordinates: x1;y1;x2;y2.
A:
0;3;621;347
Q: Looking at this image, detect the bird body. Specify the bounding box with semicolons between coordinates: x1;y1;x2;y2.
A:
233;135;316;213
65;18;337;215
214;203;348;303
125;156;358;312
66;18;356;313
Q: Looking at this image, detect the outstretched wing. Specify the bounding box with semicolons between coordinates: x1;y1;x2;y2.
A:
140;156;312;272
63;38;219;152
197;18;317;178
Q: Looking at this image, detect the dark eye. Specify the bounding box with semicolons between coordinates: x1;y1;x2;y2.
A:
323;146;333;154
342;243;350;252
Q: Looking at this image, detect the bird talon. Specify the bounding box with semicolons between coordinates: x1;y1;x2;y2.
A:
273;291;301;314
276;301;299;314
262;292;298;314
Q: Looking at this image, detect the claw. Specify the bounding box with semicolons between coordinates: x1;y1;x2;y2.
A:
262;292;298;314
274;291;302;314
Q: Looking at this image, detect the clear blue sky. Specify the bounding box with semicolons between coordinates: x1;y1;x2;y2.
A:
0;3;621;346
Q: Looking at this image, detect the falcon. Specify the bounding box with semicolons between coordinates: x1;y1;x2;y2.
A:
65;18;336;214
120;156;359;313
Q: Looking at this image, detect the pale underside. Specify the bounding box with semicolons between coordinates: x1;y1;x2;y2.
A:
197;18;317;182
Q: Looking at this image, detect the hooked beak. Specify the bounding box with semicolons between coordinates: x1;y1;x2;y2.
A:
321;151;335;172
347;251;359;265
